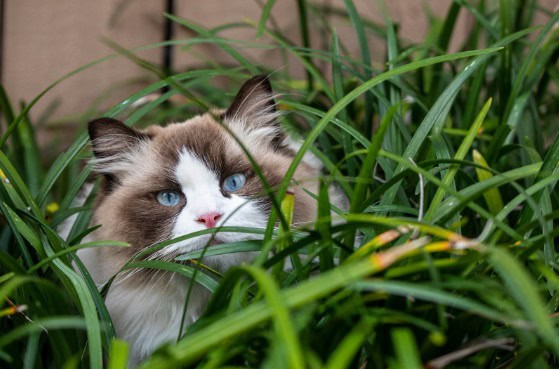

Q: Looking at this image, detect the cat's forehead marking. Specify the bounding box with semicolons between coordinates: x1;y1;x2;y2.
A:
151;114;234;174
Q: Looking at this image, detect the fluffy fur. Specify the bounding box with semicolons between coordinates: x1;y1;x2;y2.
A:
65;76;326;366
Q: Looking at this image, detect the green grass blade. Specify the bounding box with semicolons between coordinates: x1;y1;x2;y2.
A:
472;149;505;216
325;317;375;369
391;328;422;369
257;0;277;37
0;317;88;348
352;280;524;326
425;98;492;220
489;247;559;354
108;339;129;369
123;260;219;292
241;265;305;369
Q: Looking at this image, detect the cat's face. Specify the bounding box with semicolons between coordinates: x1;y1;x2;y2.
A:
89;76;319;266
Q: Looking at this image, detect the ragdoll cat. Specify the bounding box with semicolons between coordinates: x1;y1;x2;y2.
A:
71;76;324;366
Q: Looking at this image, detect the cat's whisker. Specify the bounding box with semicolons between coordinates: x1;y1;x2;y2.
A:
146;269;165;294
160;272;173;293
112;269;138;287
157;270;173;289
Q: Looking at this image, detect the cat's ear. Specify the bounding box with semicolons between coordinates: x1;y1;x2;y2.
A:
224;76;277;126
88;118;151;160
224;76;283;148
88;118;152;191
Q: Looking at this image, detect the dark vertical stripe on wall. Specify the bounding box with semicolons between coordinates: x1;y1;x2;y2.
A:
162;0;175;94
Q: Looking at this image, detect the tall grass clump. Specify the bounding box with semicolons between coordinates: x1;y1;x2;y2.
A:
1;1;559;368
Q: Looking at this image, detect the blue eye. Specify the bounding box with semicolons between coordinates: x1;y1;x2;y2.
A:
223;173;246;192
156;191;182;206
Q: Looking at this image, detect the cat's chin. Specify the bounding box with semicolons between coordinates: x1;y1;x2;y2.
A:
209;238;222;246
162;233;249;257
162;236;256;272
193;235;230;249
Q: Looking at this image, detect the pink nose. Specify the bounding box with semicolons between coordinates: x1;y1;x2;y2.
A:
196;212;222;228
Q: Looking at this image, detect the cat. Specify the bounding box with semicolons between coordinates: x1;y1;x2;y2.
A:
66;76;327;366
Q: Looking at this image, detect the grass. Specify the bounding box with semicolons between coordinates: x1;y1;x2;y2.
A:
1;1;558;368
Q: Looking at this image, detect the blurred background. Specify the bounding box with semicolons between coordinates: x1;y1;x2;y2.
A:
0;0;556;152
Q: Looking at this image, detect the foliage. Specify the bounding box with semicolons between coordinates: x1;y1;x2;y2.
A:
0;1;558;368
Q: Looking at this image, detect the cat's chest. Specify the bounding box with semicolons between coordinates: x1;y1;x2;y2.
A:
105;273;210;365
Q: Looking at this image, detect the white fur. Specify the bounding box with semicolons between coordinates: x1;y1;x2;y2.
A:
106;275;209;367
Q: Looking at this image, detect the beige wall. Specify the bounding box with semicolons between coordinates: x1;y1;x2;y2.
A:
2;1;163;124
1;0;555;135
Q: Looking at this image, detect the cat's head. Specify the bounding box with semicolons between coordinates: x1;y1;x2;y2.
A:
88;76;319;266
